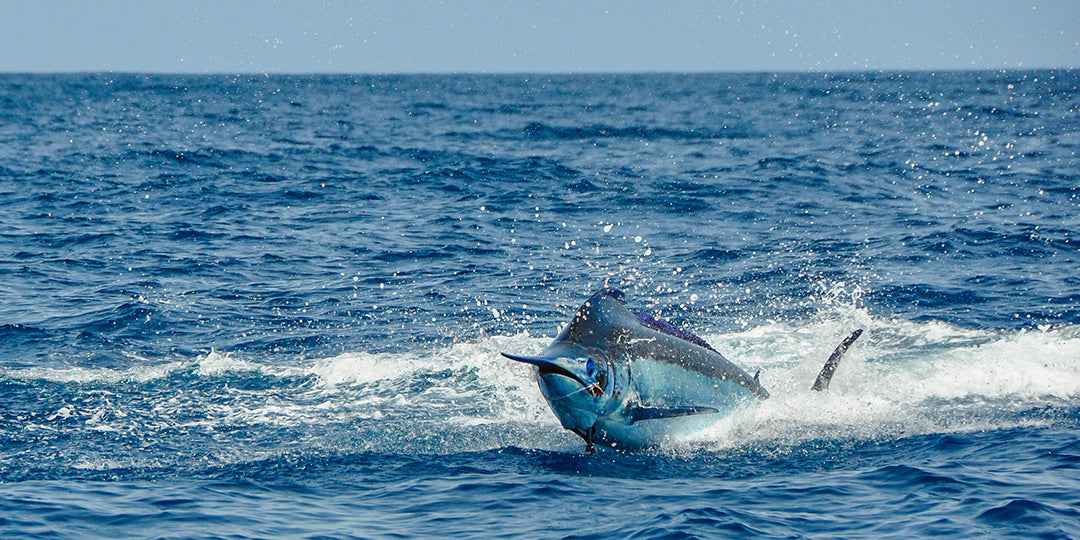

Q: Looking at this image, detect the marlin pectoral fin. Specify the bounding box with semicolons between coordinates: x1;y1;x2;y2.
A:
626;405;720;425
811;329;863;392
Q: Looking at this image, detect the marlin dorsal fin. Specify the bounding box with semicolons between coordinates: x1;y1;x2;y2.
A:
589;289;720;353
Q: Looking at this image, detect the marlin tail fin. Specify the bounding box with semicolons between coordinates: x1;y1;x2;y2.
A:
811;329;863;392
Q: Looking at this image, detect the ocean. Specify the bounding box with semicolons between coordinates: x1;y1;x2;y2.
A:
1;71;1078;538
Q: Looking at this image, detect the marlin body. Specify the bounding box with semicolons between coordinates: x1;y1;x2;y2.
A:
503;289;862;453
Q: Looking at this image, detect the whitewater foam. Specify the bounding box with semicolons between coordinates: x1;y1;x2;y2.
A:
3;316;1077;456
681;317;1080;450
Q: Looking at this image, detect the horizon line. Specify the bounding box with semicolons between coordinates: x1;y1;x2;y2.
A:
2;66;1076;77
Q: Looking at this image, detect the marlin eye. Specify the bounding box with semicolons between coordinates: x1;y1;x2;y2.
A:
585;357;607;388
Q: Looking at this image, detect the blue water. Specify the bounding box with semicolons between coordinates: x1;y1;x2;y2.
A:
1;71;1079;538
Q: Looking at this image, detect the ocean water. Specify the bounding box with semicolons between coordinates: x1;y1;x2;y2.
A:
0;71;1078;538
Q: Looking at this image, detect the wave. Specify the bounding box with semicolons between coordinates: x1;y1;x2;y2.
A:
4;310;1079;461
518;121;757;141
683;315;1080;450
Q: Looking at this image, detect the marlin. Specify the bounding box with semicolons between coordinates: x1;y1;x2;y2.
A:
503;289;862;453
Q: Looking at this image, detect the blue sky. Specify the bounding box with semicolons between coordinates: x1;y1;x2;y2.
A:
2;1;1078;73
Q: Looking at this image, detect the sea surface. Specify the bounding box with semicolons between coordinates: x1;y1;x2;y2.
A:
1;71;1078;538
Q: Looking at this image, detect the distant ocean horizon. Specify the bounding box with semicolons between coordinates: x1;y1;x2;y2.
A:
8;65;1075;74
1;70;1078;538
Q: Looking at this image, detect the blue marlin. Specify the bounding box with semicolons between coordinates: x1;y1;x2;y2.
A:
503;289;862;453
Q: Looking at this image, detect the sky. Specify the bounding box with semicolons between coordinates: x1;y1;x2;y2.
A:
1;1;1078;74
